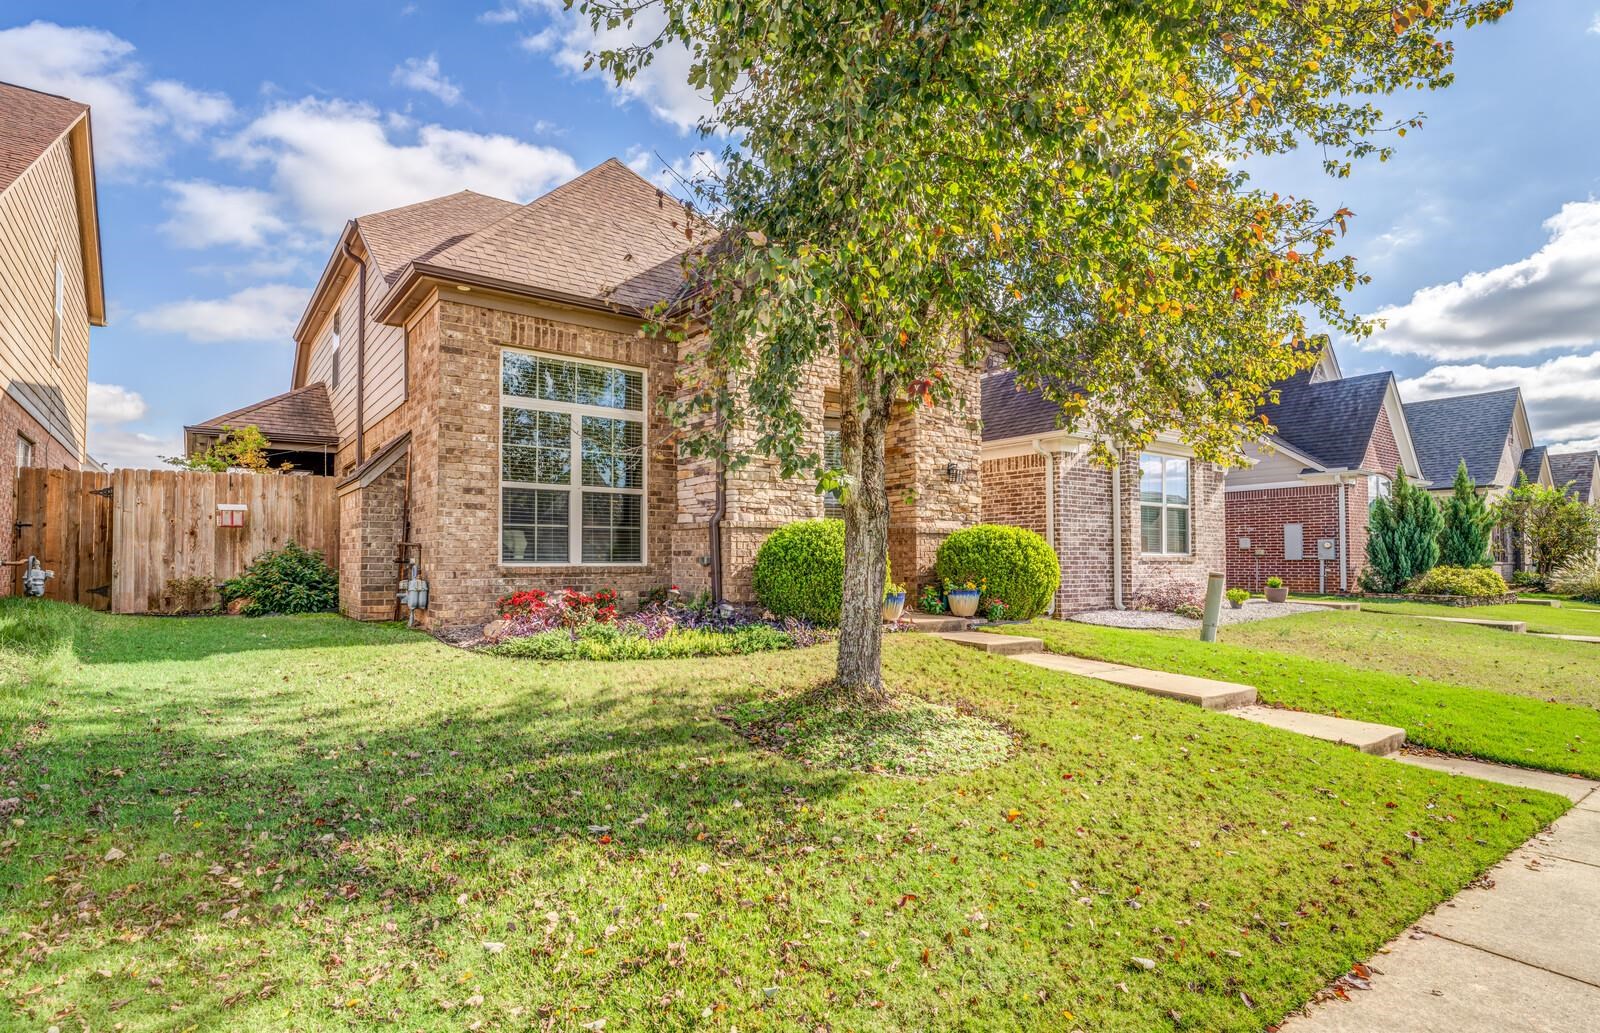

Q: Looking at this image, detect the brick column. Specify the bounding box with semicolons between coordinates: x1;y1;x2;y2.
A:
885;363;983;596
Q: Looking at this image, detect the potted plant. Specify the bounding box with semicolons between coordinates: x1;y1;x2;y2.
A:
1264;576;1288;604
882;582;907;622
917;583;946;615
945;577;984;618
1225;587;1249;610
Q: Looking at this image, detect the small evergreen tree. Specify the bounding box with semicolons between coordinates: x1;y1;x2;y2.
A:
1437;460;1494;567
1363;469;1443;592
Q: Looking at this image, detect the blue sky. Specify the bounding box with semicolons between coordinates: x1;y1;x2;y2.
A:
3;2;1599;467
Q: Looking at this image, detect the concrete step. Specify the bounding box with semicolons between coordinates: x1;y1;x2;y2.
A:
1518;598;1562;607
1011;652;1257;710
1401;614;1527;633
1292;599;1362;611
904;613;970;633
1232;706;1405;756
1530;633;1600;644
936;631;1043;655
1395;753;1600;802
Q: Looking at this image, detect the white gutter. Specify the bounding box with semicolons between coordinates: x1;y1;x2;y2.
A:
1337;476;1350;592
1110;445;1125;609
1032;438;1058;616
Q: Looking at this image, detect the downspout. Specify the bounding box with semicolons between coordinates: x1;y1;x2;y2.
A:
708;458;727;606
1032;439;1057;616
1110;445;1125;610
342;240;367;465
1337;476;1349;592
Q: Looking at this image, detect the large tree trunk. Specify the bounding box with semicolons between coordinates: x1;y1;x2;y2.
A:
835;359;892;705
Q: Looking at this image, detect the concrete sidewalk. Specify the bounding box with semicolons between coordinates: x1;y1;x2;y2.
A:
1281;768;1600;1033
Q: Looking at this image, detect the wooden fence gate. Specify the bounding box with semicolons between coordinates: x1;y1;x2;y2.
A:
11;468;339;613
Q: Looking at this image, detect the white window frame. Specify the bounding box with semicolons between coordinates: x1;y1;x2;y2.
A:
1367;473;1392;514
1139;453;1192;556
330;310;341;390
52;256;64;363
16;433;35;470
499;347;648;568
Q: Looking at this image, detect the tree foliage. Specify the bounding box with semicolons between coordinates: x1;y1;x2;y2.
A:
1437;460;1494;567
578;0;1510;695
1496;474;1600;578
165;424;288;474
1363;469;1443;592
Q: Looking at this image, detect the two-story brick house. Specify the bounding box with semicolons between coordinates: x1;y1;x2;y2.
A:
0;82;106;584
203;158;980;628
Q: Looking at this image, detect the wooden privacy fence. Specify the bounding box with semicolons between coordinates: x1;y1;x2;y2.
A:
13;468;339;613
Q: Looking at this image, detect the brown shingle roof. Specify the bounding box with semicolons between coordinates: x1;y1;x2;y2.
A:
355;190;522;285
424;158;706;312
0;81;88;194
188;383;338;444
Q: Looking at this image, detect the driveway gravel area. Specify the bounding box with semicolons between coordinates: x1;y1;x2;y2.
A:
1068;599;1327;630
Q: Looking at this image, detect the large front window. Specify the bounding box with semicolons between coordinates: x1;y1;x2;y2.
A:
500;350;645;564
1139;454;1190;555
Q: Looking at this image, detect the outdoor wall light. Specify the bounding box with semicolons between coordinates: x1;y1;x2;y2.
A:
946;462;963;483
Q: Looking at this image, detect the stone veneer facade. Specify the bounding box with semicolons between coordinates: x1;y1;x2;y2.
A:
981;447;1227;613
335;293;982;629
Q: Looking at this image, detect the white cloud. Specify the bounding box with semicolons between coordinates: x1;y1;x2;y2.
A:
161;181;288;249
392;54;463;105
87;427;183;471
87;382;148;424
479;6;522;24
518;2;716;132
1361;200;1600;361
628;147;725;197
1400;350;1600;449
146;80;234;139
218;97;579;231
1589;13;1600;35
0;21;230;171
134;284;305;343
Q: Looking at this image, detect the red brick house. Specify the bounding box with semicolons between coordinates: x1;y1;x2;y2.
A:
1224;348;1425;594
980;370;1228;613
197;159;980;628
0;82;106;585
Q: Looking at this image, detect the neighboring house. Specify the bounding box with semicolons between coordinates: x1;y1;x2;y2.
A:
1403;387;1548;575
210;159;978;627
1548;451;1599;505
980;369;1227;613
183;383;338;474
1224;347;1425;594
0;81;105;582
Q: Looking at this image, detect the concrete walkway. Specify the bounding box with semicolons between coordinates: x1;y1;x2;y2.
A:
927;624;1600;1031
1281;767;1600;1033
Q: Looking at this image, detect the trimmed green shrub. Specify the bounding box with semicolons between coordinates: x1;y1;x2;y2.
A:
1510;569;1547;592
753;519;845;624
1408;565;1509;598
220;541;339;616
1437;460;1495;567
1363;470;1443;592
488;624;797;661
1225;588;1250;606
934;524;1060;620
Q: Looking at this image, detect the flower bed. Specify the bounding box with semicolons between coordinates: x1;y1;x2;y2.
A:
482;587;832;661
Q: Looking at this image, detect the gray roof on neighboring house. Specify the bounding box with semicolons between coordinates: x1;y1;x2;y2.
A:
187;383;338;444
1402;388;1522;488
980;369;1071;441
1257;369;1393;472
1549;451;1599;502
1519;445;1549;486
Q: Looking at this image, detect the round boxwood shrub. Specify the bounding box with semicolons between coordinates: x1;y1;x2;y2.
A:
935;524;1059;620
220;540;339;616
753;519;848;625
1407;565;1508;598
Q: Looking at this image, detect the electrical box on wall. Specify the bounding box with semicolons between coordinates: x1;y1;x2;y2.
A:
1283;523;1304;561
1317;538;1338;561
216;503;247;528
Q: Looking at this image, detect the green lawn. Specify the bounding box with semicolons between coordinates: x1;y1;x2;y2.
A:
0;601;1567;1031
1351;598;1600;637
1227;611;1600;710
1008;616;1600;778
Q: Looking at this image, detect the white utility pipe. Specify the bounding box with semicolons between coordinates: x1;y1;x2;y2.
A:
1111;447;1124;609
1032;439;1058;616
1337;477;1349;592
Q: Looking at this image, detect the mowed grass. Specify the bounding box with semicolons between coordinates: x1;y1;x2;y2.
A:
1333;598;1600;637
0;601;1567;1032
1009;616;1600;778
1225;611;1600;709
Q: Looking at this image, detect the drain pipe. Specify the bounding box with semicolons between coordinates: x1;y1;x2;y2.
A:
1032;438;1058;616
342;240;367;465
1337;475;1350;593
1110;444;1125;610
708;458;727;606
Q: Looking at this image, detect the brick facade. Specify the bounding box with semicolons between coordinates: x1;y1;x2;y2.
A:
0;393;79;595
981;446;1227;613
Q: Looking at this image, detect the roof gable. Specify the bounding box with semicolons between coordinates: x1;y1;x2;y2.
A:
1548;451;1599;502
187;383;338;444
1403;388;1524;488
355;190;522;285
1258;370;1392;471
0;81;86;194
980;369;1073;441
1519;445;1551;487
421;158;704;313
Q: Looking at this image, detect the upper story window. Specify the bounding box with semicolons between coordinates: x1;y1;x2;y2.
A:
52;257;64;362
1367;473;1392;514
500;350;646;565
16;434;35;470
330;311;341;390
1139;453;1190;555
